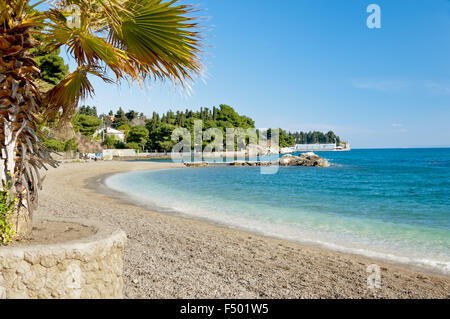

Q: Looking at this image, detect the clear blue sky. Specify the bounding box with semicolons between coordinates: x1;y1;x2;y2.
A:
58;0;449;148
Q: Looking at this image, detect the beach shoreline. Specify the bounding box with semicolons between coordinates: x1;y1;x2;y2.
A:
98;167;449;278
35;161;449;298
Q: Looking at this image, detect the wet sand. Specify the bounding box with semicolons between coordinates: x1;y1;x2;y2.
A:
35;161;450;298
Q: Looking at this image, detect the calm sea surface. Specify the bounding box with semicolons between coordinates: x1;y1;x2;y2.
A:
107;149;450;274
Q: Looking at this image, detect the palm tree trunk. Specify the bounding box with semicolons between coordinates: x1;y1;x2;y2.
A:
1;24;57;239
1;84;30;238
3;115;33;237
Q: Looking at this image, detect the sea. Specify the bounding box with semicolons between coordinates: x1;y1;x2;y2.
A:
105;148;450;275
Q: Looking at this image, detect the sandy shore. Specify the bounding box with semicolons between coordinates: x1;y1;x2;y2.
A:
35;161;449;298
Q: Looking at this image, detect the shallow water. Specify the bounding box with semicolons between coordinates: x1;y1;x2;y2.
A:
107;148;450;275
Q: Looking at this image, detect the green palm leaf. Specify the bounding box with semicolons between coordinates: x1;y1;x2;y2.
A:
108;0;203;84
44;65;113;121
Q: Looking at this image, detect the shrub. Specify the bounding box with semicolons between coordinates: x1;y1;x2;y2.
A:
0;178;17;245
102;134;117;149
114;141;126;149
43;138;65;152
64;137;78;151
44;138;78;152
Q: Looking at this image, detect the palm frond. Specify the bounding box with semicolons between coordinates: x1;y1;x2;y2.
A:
43;65;112;121
109;0;203;85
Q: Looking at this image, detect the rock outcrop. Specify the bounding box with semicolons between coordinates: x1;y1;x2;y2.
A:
246;144;270;156
75;132;103;153
278;152;330;167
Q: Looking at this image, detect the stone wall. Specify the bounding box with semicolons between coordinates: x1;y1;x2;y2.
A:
0;219;126;299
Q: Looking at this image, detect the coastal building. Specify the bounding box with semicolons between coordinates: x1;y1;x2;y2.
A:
94;127;126;143
339;141;350;150
106;128;125;142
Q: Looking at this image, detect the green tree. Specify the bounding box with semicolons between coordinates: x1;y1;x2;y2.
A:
27;8;68;90
34;53;68;86
78;105;98;117
125;110;138;121
279;129;295;147
148;124;177;152
125;142;140;150
72;114;102;138
118;124;131;131
127;126;149;150
216;104;254;128
113;108;129;129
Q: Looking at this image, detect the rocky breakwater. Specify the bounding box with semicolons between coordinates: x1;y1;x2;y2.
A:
183;153;330;168
184;162;209;168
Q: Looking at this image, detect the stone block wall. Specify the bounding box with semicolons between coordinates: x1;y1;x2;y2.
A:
0;219;126;299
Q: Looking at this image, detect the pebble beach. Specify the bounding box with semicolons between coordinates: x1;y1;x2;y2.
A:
35;161;450;298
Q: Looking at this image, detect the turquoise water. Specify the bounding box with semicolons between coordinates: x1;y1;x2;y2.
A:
107;149;450;274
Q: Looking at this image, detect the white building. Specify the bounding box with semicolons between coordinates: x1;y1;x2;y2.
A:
95;127;125;143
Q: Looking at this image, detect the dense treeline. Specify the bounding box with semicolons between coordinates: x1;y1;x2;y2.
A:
289;131;341;145
145;104;255;151
44;104;342;152
268;129;341;148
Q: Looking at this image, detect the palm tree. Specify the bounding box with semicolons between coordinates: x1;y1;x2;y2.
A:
0;0;203;238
